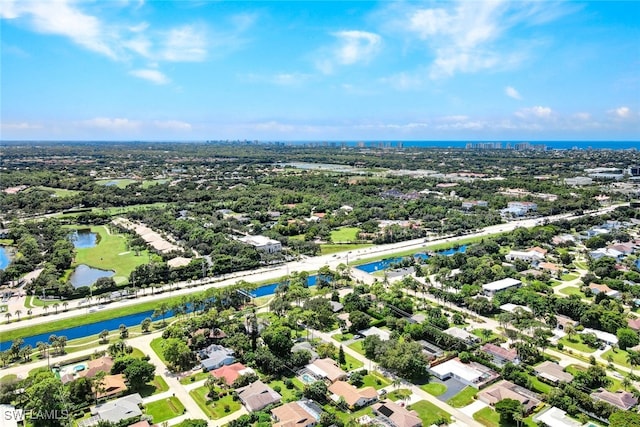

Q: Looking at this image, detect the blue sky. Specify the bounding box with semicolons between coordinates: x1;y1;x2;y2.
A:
1;0;639;141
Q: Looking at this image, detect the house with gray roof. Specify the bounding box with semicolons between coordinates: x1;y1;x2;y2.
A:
79;393;143;427
237;380;282;412
198;344;235;372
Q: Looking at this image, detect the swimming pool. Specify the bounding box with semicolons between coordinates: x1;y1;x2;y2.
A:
301;373;316;384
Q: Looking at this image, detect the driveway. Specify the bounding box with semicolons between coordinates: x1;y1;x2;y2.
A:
436;377;467;402
459;400;488;417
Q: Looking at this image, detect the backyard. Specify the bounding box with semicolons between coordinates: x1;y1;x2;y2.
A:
145;397;185;423
408;400;452;425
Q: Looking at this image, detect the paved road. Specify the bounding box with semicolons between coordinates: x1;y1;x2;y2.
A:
2;203;626;334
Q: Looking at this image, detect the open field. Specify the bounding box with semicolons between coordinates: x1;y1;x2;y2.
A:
421;382;447;396
558;286;586;298
447;386;478;407
189;386;241;419
330;227;360;242
95;179;138;188
558;335;597;353
72;225;150;283
141;179;168;188
32;186;82;198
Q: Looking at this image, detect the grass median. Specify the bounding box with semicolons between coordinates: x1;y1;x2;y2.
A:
2;294;184;343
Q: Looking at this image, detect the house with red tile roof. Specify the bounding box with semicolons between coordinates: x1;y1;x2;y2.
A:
210;362;254;386
328;381;377;410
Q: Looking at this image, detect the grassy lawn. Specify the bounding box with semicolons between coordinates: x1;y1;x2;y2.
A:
179;371;210;385
320;243;373;255
141;179;167;188
32;186;82;197
575;261;588;270
387;388;412;401
558;286;586;298
95;178;138;188
2;293;182;343
342;352;364;370
0;374;18;384
558;335;597;353
324;405;372;424
269;379;301;402
362;372;390;389
561;273;579;281
348;341;365;355
189;386;241;420
472;328;501;342
408;400;452;425
602;348;632;368
145;397;185;423
139;375;170;397
421;382;447;396
332;332;354;341
527;374;553;394
330;227;361;242
73;225;150;284
447;386;478;408
474;407;500;427
150;337;170;366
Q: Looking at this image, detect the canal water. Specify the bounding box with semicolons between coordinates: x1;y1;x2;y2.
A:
1;246;463;350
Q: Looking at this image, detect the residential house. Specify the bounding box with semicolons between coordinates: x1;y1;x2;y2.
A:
552;234;576;245
417;340;444;360
128;421;151;427
443;327;480;344
538;262;563;277
591;389;638;411
505;250;545;263
292;341;319;361
97;374;128;399
210;363;254;386
271;399;323;427
199;344;235;372
237;380;282;412
429;358;499;389
534;361;574;384
589;248;623;261
481;343;519;366
555;315;577;332
358;326;391;341
588;283;620;299
533;406;581;427
482;278;522;297
306;358;347;383
499;303;532;315
582;328;618;346
371;400;422;427
628;317;640;331
80;356;114;379
79;394;143;427
328;381;378;410
478;381;541;414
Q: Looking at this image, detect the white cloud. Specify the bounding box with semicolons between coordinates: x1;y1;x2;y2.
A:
573;112;591;120
611;106;631;119
515;106;553;119
160;25;207;62
0;121;42;130
390;1;573;79
81;117;141;131
1;0;118;59
129;69;170;85
505;86;522;100
243;72;312;86
317;30;381;74
154;120;192;131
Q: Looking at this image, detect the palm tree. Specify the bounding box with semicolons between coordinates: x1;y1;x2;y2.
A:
622;375;633;391
154;302;169;326
5;312;11;324
26;309;32;318
53;302;60;314
62;301;69;312
564;324;576;341
43;305;49;315
57;336;67;354
627;350;640;375
14;309;21;321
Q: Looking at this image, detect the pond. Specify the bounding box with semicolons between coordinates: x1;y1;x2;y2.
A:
69;264;114;288
355;245;467;273
0;247;10;270
68;230;97;248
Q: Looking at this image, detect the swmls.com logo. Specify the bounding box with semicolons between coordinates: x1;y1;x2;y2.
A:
1;407;70;426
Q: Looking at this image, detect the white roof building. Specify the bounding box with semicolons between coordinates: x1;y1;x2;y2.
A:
239;235;282;253
429;358;498;388
499;303;532;314
359;326;391;341
533;407;580;427
582;328;618;345
482;278;522;296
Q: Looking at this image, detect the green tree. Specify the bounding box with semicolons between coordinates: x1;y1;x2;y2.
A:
610;411;640;427
338;346;346;366
304;381;328;402
495;398;522;425
99;329;109;344
261;324;293;357
123;358;155;391
67;376;93;404
162;338;195;372
141;317;152;333
617;328;639;350
25;370;70;427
